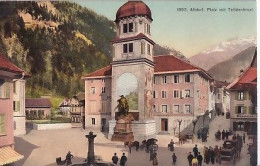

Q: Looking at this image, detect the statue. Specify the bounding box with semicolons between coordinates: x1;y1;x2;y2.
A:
115;95;129;117
112;95;134;142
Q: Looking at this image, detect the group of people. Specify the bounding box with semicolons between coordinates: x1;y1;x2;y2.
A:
112;153;127;166
168;139;177;165
215;129;232;140
197;127;209;142
187;144;221;166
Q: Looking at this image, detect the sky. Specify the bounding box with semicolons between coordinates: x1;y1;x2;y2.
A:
75;0;256;58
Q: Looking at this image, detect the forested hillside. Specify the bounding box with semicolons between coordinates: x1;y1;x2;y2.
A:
0;1;179;97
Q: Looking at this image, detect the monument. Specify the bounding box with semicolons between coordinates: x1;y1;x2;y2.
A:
111;96;134;142
108;0;156;141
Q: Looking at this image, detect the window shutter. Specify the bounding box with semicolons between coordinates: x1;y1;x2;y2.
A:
244;92;247;100
5;82;10;98
15;101;20;112
180;90;183;98
243;106;247;114
248;106;252;114
235;106;238;114
156;91;158;99
248;92;252;100
0;115;5;134
135;22;138;32
144;23;147;33
235;92;238;100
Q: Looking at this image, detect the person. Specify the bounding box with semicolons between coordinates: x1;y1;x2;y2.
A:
112;153;119;165
152;153;158;166
210;147;215;164
66;151;73;165
225;130;229;140
243;133;246;143
149;143;158;161
216;130;221;140
172;153;177;165
187;152;193;166
193;145;198;157
120;153;127;166
169;139;174;151
203;146;207;163
205;147;210;164
221;130;225;140
197;152;203;166
214;145;220;163
192;157;198;166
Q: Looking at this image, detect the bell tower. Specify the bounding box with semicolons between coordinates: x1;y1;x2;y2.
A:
108;0;156;140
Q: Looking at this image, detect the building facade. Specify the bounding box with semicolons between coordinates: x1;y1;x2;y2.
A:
0;54;24;165
13;79;27;136
83;0;213;138
226;49;257;135
25;98;52;120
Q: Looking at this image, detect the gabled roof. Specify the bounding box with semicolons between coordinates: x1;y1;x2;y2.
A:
111;33;155;45
25;98;52;108
0;54;24;74
227;48;257;90
83;55;212;79
84;65;112;78
226;67;257;90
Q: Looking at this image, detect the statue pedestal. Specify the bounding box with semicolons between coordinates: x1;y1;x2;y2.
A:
110;115;134;142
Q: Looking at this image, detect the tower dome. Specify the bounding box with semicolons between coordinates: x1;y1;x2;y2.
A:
115;0;152;22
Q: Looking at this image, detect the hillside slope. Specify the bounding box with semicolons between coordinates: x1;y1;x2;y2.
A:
0;1;178;97
207;46;256;82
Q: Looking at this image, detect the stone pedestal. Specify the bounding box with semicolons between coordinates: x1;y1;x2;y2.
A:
109;119;156;141
111;115;134;142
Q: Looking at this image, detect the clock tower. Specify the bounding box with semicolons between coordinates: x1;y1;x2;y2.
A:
108;0;156;140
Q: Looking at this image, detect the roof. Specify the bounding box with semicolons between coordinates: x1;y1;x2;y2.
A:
112;33;155;45
154;55;200;73
0;146;24;165
25;98;52;108
116;1;152;22
0;53;24;74
227;49;257;90
84;65;112;78
214;80;229;88
226;67;257;90
83;55;212;79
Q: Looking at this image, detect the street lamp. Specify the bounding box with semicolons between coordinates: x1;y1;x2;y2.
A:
177;119;182;145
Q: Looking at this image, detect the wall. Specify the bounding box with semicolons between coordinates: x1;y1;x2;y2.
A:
0;77;14;147
31;123;72;130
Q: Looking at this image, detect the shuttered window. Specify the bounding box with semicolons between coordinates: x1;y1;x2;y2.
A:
13;101;20;112
0;114;5;135
0;80;10;99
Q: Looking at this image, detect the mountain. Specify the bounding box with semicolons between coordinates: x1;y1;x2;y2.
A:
189;37;256;70
0;1;179;97
207;46;256;82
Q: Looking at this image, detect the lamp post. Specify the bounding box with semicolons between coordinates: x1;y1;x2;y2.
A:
177;119;182;145
85;131;97;164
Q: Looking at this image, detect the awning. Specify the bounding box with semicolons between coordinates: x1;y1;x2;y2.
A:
0;146;24;165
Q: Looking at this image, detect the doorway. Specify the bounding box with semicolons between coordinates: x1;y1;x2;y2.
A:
161;118;168;131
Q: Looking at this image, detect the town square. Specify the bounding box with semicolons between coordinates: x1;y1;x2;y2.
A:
0;0;257;166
